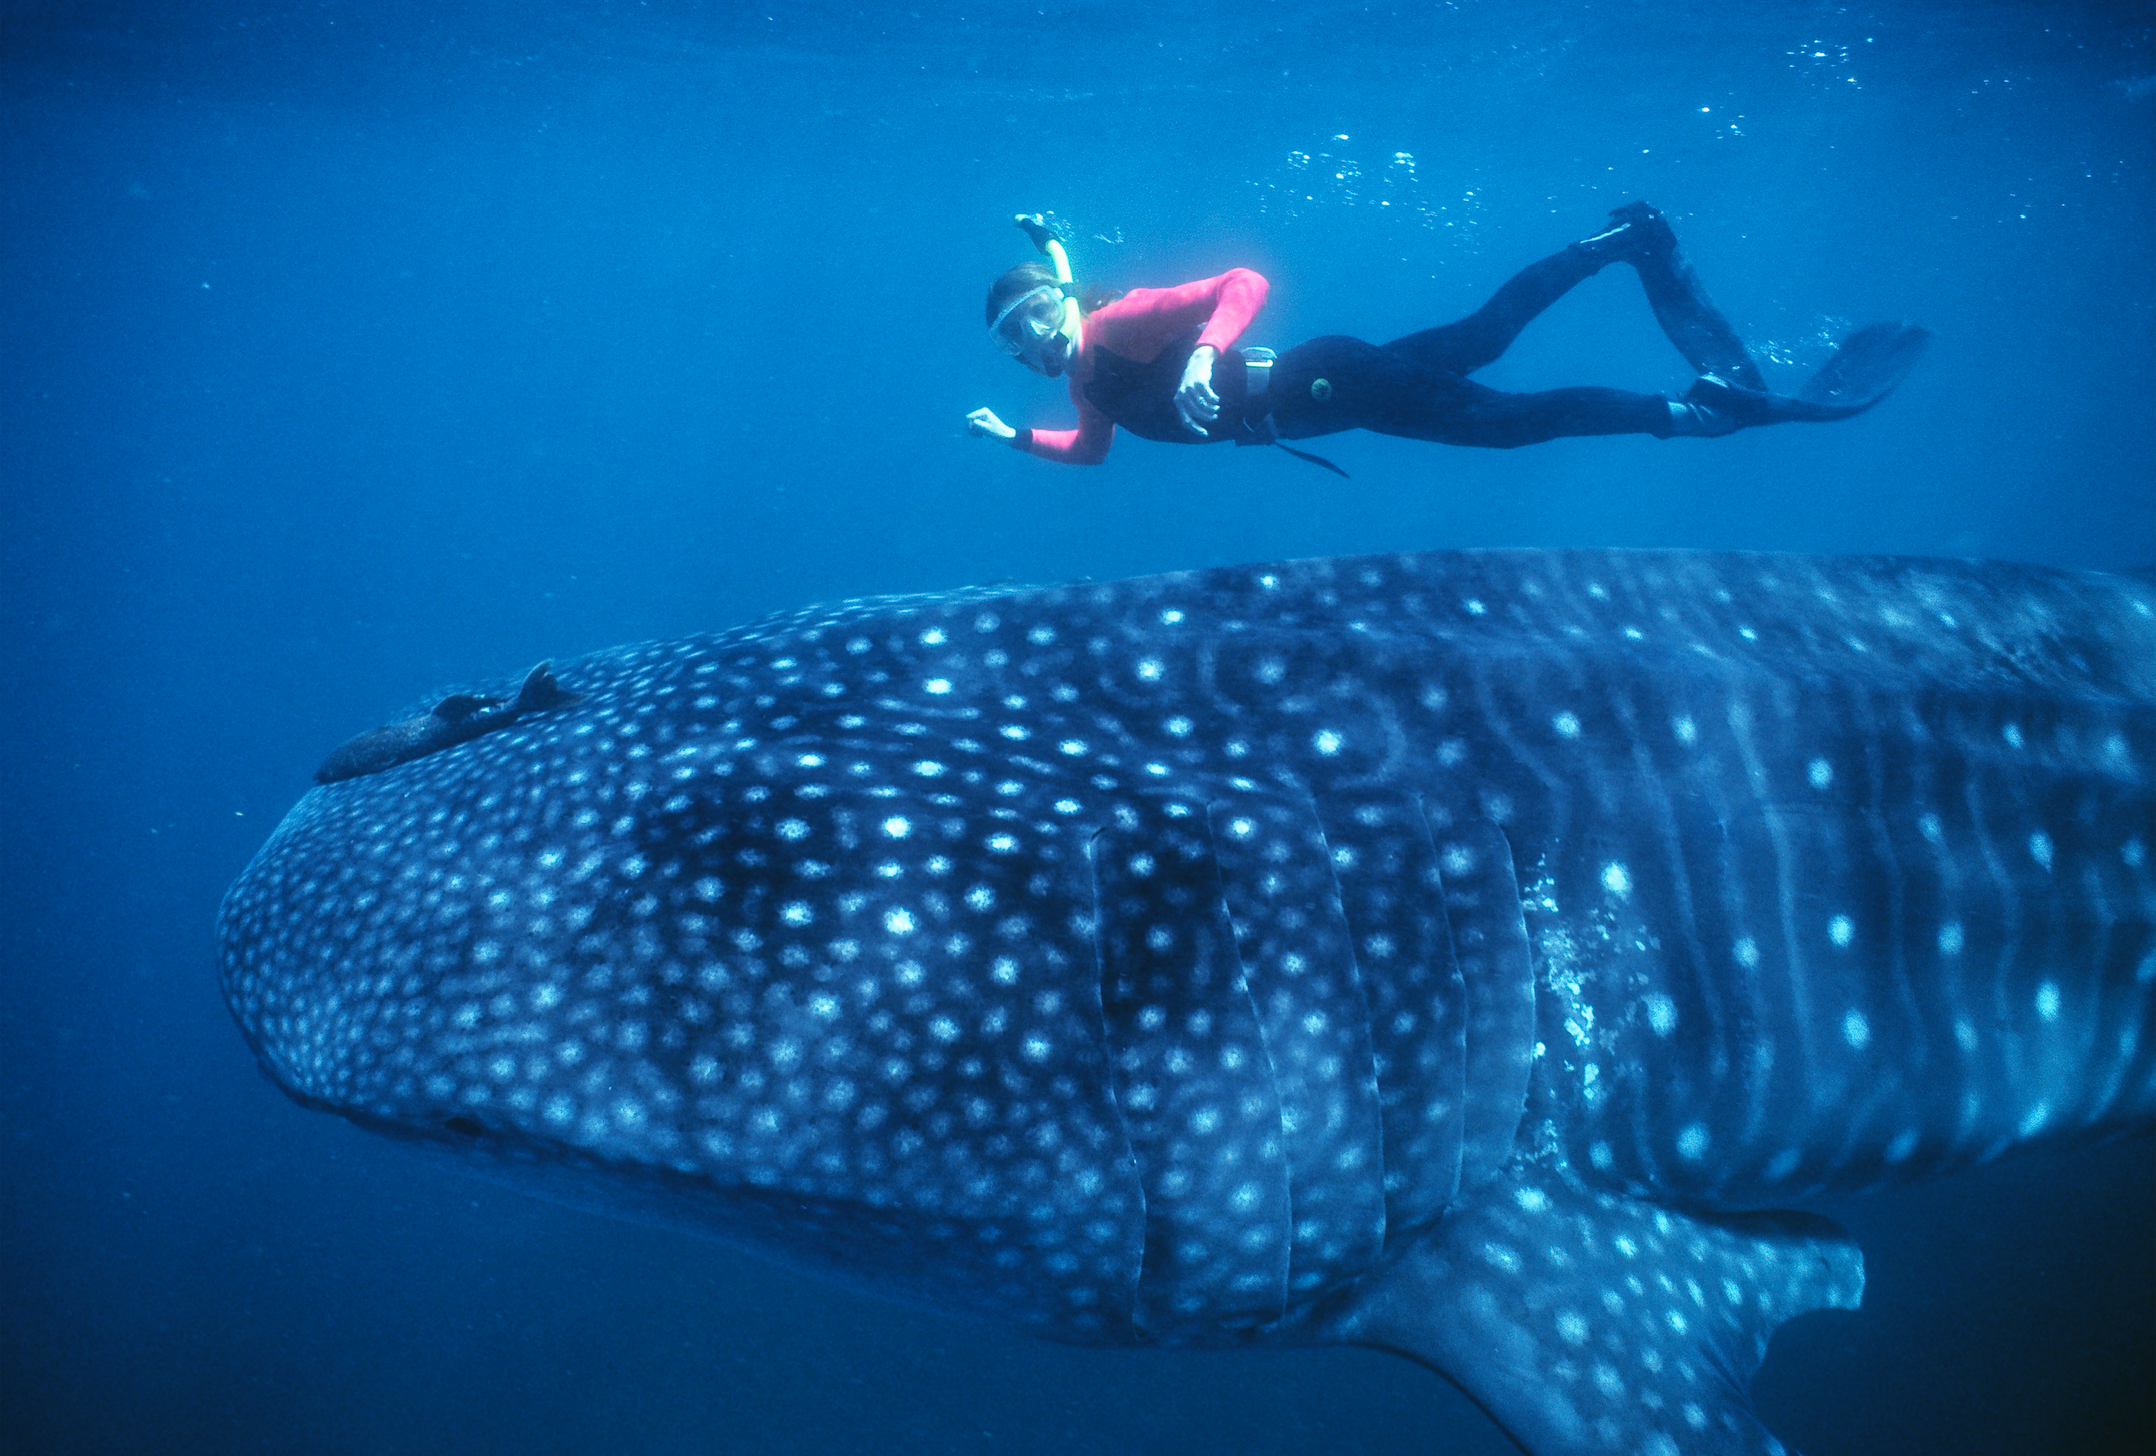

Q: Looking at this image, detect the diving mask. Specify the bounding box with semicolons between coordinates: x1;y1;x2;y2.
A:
989;284;1068;358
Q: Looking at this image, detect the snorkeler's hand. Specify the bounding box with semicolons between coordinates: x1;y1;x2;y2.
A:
967;407;1017;441
1175;346;1220;436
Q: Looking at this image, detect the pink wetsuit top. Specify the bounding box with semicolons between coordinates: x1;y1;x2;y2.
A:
1018;269;1270;465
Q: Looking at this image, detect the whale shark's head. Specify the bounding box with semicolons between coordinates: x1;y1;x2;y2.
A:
222;591;1189;1337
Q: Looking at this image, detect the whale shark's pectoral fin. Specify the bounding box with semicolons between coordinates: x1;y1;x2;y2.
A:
1325;1165;1861;1456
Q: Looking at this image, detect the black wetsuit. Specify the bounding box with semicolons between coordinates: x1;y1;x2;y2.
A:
1262;246;1678;448
1079;241;1691;456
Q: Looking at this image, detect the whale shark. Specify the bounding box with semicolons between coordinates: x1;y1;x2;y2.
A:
219;548;2156;1456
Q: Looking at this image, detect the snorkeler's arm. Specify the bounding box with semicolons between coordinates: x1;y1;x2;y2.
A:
1013;386;1114;464
1193;268;1268;351
1095;269;1271;359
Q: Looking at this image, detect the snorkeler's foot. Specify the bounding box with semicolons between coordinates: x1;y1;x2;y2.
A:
1662;374;1777;436
1573;201;1680;269
1665;323;1933;436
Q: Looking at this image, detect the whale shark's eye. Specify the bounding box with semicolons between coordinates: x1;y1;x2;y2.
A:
443;1116;485;1138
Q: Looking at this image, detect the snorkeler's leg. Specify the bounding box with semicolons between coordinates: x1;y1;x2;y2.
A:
1383;203;1733;376
1270;335;1835;446
1431;383;1680;447
1609;202;1769;392
1383;198;1724;377
1382;246;1603;374
1276;350;1676;447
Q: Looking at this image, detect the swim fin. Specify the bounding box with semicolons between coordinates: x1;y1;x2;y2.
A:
1666;322;1930;436
1796;320;1931;413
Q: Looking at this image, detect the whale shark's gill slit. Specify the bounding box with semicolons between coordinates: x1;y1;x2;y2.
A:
1314;791;1466;1233
1091;802;1289;1338
1208;788;1385;1298
1440;819;1537;1196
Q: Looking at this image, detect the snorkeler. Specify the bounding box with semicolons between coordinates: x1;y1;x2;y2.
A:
966;208;1928;475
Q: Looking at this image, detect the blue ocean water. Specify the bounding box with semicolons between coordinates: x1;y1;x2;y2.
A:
2;2;2151;1453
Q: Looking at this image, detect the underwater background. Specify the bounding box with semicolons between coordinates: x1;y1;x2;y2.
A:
3;1;2152;1452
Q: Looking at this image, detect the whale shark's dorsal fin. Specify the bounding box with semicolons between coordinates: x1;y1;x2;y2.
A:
1326;1166;1861;1456
509;660;578;712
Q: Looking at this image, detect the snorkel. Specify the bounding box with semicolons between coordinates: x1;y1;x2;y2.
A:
990;213;1083;374
1014;213;1076;289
